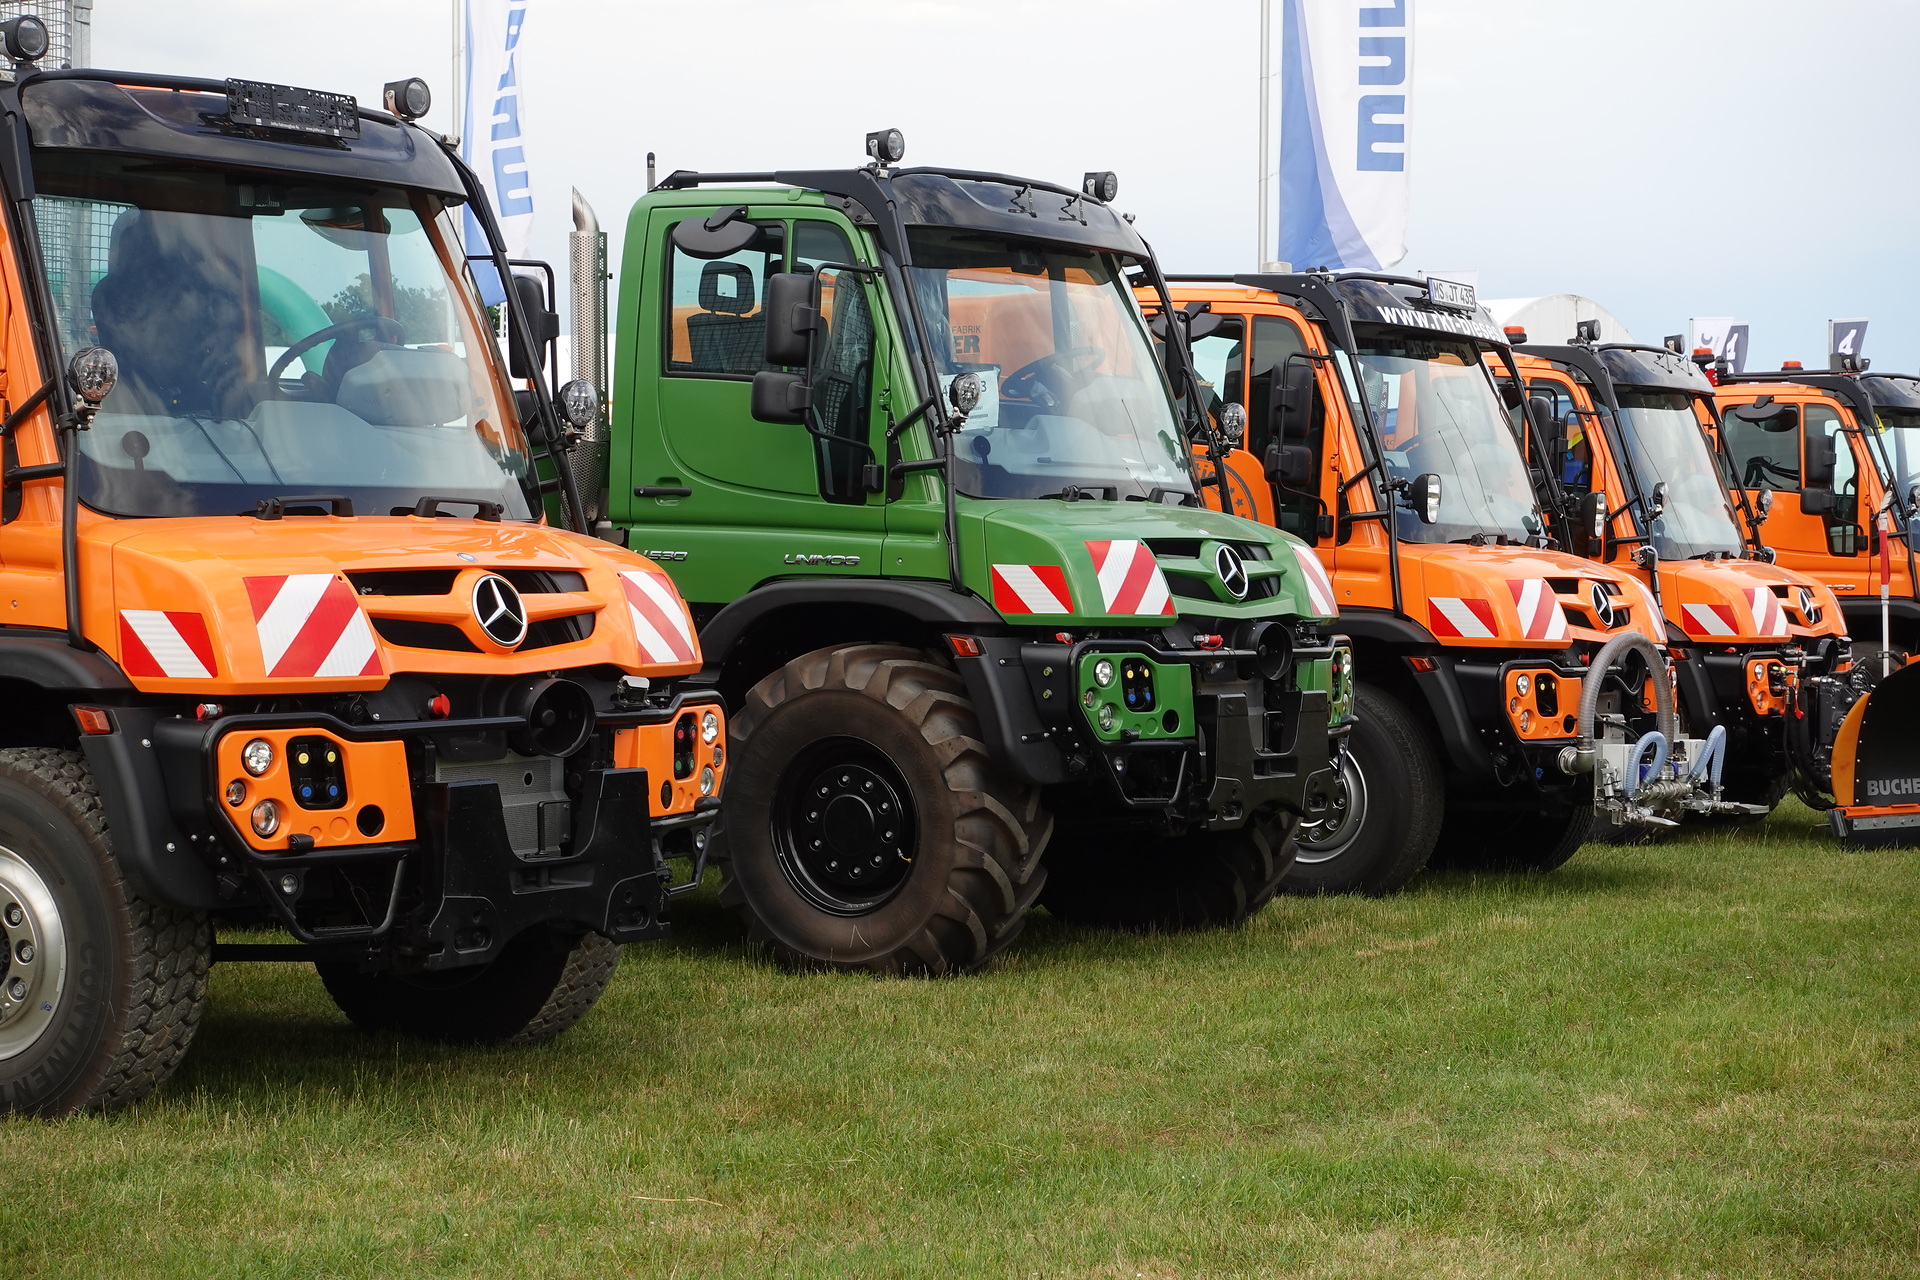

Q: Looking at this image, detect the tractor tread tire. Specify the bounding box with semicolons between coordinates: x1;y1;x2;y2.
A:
712;643;1049;975
0;749;210;1115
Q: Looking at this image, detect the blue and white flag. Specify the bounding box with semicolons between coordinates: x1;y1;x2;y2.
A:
462;0;534;302
1275;0;1413;272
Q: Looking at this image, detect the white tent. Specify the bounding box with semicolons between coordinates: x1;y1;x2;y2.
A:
1484;295;1635;347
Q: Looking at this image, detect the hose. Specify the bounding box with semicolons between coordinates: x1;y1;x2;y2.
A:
1562;630;1679;775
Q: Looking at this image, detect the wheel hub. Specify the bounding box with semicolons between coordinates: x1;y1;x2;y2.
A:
774;740;918;915
1293;749;1369;865
0;845;68;1060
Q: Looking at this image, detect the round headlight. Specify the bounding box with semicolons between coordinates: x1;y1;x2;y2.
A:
1515;674;1531;697
67;346;119;404
1519;710;1533;733
1097;702;1117;732
949;372;982;416
701;710;720;745
711;743;724;766
242;738;274;777
225;779;247;808
556;378;600;429
250;800;281;838
699;766;716;796
1094;658;1116;688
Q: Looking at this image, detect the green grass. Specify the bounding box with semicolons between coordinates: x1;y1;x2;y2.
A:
5;802;1918;1278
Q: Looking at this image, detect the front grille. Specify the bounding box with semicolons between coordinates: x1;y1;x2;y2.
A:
370;618;479;653
523;613;595;650
501;569;587;593
349;569;459;596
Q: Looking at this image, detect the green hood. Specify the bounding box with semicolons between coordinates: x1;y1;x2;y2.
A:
959;500;1334;626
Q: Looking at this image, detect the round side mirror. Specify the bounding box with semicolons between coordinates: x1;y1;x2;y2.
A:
68;346;118;405
1218;401;1246;446
556;379;600;430
950;372;982;417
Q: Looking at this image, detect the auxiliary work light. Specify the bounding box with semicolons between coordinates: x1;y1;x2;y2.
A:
383;77;432;121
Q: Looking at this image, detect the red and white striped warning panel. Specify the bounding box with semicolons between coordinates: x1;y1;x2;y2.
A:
991;564;1073;615
1682;602;1740;637
243;574;380;678
619;569;698;665
1746;587;1789;637
1290;544;1337;615
1086;540;1175;616
1507;578;1569;642
1428;596;1497;639
118;610;217;680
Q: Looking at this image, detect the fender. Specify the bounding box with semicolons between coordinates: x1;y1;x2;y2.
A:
1406;655;1497;780
0;630;131;690
80;706;224;910
1334;610;1440;649
1836;595;1920;640
695;578;1066;782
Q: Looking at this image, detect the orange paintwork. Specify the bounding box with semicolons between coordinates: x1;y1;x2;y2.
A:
1745;656;1796;717
1713;381;1908;605
614;704;727;817
215;730;416;854
1192;445;1277;524
1505;667;1584;740
1149;285;1664;747
1501;355;1847;666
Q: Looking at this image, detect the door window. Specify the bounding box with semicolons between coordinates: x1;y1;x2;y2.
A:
1527;380;1591;492
793;222;875;503
1248;316;1326;540
1722;404;1802;489
664;222;784;377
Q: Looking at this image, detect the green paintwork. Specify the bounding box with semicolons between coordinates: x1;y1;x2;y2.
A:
607;184;1335;628
1076;652;1195;742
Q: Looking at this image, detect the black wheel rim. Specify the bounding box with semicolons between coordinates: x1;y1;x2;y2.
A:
771;736;919;916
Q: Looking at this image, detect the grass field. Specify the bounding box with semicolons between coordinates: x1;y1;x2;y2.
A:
4;801;1917;1278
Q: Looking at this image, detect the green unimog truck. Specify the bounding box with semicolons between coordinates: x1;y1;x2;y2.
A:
595;132;1353;973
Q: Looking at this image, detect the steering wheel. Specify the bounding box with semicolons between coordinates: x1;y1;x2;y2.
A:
267;316;406;393
1002;346;1104;409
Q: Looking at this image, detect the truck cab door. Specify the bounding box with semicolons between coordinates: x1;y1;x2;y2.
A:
621;210;887;604
1723;395;1865;591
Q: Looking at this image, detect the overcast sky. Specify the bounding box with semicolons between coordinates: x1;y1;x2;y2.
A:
93;0;1920;370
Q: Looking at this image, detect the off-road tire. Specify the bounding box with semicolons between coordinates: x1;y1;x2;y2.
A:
1040;816;1297;930
1282;683;1441;896
317;928;621;1045
1431;802;1595;873
0;749;209;1115
711;643;1050;975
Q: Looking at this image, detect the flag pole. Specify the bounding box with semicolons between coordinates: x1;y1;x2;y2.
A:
1257;0;1271;270
449;0;464;148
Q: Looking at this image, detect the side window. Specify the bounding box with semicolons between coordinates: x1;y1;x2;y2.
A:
793;222;875;504
1805;403;1857;500
1248;316;1324;540
664;222;784;377
1527;380;1590;492
1722;403;1802;490
1187;322;1247;429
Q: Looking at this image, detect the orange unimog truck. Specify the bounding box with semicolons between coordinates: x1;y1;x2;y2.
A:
0;57;724;1115
1496;341;1851;811
1714;363;1920;665
1148;272;1716;896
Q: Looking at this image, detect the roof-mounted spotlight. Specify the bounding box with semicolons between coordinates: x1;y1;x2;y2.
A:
383;77;432;122
1;15;49;64
865;128;905;166
1082;171;1119;202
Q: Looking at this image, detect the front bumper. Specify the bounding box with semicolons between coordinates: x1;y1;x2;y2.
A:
148;692;725;970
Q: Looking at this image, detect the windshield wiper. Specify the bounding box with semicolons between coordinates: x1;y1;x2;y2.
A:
252;494;355;519
1044;484;1119;502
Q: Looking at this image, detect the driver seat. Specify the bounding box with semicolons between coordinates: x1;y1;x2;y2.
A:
90;208;252;418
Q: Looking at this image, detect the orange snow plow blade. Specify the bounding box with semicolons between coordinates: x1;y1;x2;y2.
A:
1828;659;1920;842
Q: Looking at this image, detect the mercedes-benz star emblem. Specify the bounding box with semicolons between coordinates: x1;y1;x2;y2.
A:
1589;582;1616;629
471;574;528;648
1215;543;1249;600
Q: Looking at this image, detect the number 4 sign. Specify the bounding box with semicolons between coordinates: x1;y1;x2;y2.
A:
1829;317;1869;369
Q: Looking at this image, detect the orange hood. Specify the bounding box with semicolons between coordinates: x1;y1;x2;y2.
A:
1406;544;1661;648
83;515;700;695
1659;557;1846;644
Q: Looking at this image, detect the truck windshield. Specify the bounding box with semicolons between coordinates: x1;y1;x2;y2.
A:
30;152;536;520
1865;389;1920;501
905;229;1193;501
1612;389;1744;558
1351;325;1540;544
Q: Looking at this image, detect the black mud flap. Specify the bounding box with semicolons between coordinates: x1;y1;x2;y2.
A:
1831;662;1920;840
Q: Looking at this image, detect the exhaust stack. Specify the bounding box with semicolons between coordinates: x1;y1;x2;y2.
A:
570;188;610;527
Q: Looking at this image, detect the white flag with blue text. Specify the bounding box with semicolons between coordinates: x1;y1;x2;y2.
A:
1276;0;1413;272
462;0;534;302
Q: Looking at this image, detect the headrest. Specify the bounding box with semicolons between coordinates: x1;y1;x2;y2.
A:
699;261;755;315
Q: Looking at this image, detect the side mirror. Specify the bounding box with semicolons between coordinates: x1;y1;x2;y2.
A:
1526;393;1557;436
508;272;558;380
749;370;808;424
1801;487;1835;515
762;271;821;369
1270;361;1315;440
1407;472;1442;525
1755;487;1774;520
1578;489;1609;552
1804;431;1838;489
